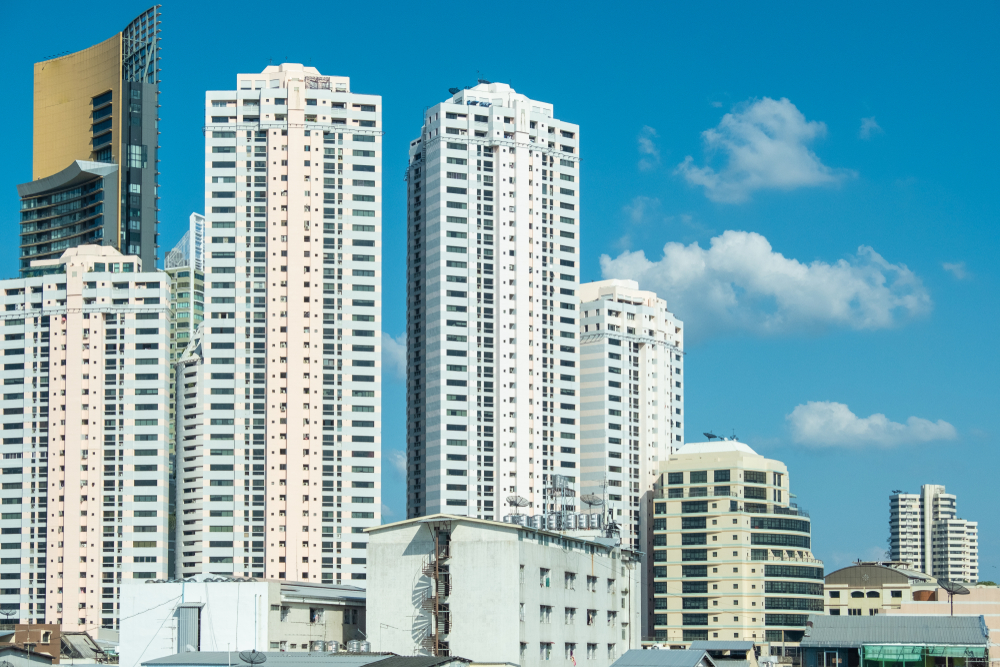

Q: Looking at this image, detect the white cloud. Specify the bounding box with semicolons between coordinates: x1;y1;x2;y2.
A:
638;126;660;171
859;116;883;139
942;261;970;280
381;503;395;518
787;401;957;447
623;196;660;223
675;97;851;203
387;450;407;476
382;332;406;381
599;230;931;338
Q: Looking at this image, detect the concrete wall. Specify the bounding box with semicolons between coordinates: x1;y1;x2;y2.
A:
119;580;271;667
368;518;641;667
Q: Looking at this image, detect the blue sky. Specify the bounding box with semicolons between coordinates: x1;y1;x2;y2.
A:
3;0;998;577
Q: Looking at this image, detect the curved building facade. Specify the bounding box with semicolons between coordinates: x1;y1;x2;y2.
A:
22;7;161;273
650;440;824;652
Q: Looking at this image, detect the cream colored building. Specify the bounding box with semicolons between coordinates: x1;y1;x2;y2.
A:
176;63;382;584
0;246;171;629
650;440;824;649
823;562;935;616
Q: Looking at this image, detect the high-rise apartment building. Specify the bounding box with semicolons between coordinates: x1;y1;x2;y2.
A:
579;279;684;551
406;82;581;520
175;64;381;584
165;214;206;367
890;485;979;583
20;8;161;273
0;246;170;629
650;440;824;648
579;279;684;639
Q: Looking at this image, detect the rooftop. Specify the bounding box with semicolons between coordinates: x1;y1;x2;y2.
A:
674;440;758;456
143;654;469;667
799;614;989;648
610;649;716;667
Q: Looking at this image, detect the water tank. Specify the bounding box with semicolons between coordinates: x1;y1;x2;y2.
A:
530;514;544;529
565;514;578;530
503;515;515;524
514;514;528;527
360;642;371;653
329;642;340;653
589;513;603;529
546;514;557;530
347;640;363;653
578;513;591;529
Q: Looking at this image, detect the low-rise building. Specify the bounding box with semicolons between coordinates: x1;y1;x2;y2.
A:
367;515;641;667
884;584;1000;665
798;614;989;667
823;562;935;616
119;576;365;667
610;649;717;667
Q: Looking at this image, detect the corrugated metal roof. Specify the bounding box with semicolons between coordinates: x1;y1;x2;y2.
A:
610;649;716;667
688;642;755;651
799;614;989;648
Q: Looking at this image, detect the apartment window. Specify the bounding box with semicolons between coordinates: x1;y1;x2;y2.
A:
280;606;289;621
521;644;527;663
587;644;598;660
540;643;552;661
607;579;616;594
607;645;617;661
607;611;617;626
848;609;862;616
540;568;550;587
587;609;597;626
309;608;324;623
565;644;577;661
520;565;525;584
564;607;576;625
565;572;576;590
540;605;552;624
519;603;525;621
587;575;597;592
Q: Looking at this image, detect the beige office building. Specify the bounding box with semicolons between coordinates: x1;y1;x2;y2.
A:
650;440;824;650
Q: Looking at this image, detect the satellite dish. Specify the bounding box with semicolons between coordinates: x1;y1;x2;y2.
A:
506;495;529;514
580;494;604;508
448;87;460;95
239;651;267;666
703;432;717;441
937;579;970;616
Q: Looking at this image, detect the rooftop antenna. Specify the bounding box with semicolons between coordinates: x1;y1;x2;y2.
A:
506;494;529;515
239;650;267;667
937;579;970;616
703;432;718;441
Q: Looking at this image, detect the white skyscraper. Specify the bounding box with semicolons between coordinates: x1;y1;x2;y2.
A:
177;64;382;584
0;246;170;629
406;82;581;520
890;484;979;582
578;280;683;546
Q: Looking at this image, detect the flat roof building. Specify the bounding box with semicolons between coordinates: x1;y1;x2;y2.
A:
119;576;366;667
367;515;640;667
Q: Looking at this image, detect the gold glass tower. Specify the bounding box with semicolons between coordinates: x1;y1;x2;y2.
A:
19;7;161;274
